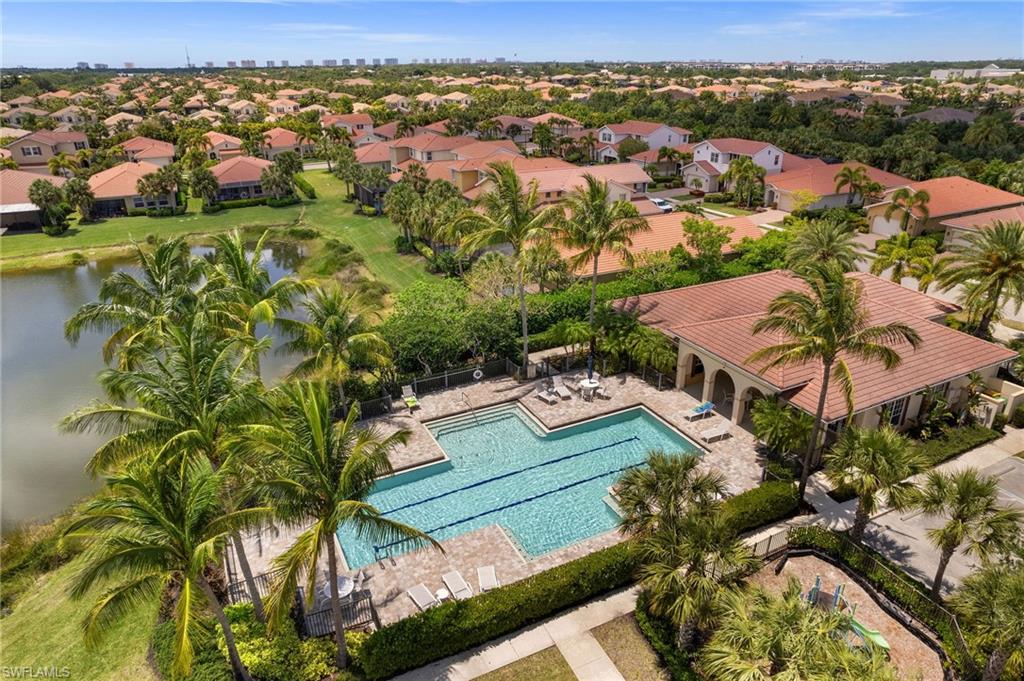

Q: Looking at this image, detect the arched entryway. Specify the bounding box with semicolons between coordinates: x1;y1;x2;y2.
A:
736;386;767;426
679;352;706;400
704;369;736;418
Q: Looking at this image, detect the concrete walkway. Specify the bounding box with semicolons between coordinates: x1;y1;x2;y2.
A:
393;586;639;680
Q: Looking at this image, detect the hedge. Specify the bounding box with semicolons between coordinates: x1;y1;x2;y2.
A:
355;542;640;679
634;591;700;681
267;195;301;208
355;481;798;679
786;526;981;676
293;174;317;199
206;197;267;211
912;424;999;467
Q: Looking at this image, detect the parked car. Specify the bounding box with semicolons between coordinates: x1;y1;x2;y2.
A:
649;197;673;213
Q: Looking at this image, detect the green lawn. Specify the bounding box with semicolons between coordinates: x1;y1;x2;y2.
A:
669;194;700;203
702;204;756;217
592;615;670;681
0;557;159;681
477;647;576;681
0;171;430;292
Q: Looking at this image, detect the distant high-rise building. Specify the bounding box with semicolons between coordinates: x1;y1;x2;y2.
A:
227;60;237;68
266;60;275;67
495;57;506;63
412;58;419;64
342;59;350;66
305;59;314;67
204;61;214;68
356;58;366;66
241;59;256;68
124;61;136;69
385;58;398;65
371;58;381;66
94;63;108;69
281;60;289;67
323;59;337;66
76;61;90;69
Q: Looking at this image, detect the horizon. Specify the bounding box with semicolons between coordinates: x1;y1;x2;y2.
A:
2;1;1023;69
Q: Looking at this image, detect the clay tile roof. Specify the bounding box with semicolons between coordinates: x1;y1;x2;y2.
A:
941;205;1024;232
355;141;393;164
87;161;164;199
527;112;581;126
204;131;242;147
628;143;694;164
263;127;300;148
392;133;475;152
322;113;374;128
209;156;272;185
606;120;663;136
705;137;774;155
0;169;66;208
121;136;175;159
415;92;441;102
16;130;88;146
873;176;1024;218
767;162;908;196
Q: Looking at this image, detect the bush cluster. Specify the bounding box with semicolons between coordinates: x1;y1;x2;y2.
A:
634;591;701;681
267;195;301;208
293;175;317;200
701;192;733;203
1010;405;1024;428
722;481;800;534
912;424;999;467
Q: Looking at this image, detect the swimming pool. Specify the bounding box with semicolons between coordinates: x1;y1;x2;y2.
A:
336;403;702;568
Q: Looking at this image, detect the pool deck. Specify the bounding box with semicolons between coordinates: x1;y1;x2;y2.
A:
237;372;764;626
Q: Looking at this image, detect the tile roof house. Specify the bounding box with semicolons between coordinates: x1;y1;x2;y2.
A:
227;100;259;120
615;270;1015;428
4;131;89;174
866;176;1024;237
204;131;244;161
490;115;534;142
387;134;477;166
88;161;178;217
628;143;695;176
267;99;300;115
764;162;908;212
594;121;692;163
526;113;582;135
941;205;1024;247
902;107;978;125
261;127;314;160
121;136;176;167
209;156;274;202
441;91;473;107
414;92;443;109
321;113;377;145
0;169;66;228
381;94;410;111
104;111;144;131
680;138;785;193
49;105;93;126
0;107;49;128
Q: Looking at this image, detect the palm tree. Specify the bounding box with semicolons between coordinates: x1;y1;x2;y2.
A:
47;152;78;178
555;174;650;371
260;165;293;199
951;562;1024;681
616;450;727;538
27;179;65;227
917;468;1022;598
395;118;415;138
785;218;865;272
278;285;392;407
136;167;177;204
250;382;439;669
63;176;95;222
519;239;570;293
748;263;922;501
834;164;871;205
938;221;1024;338
700;580;899;681
382;180;420;242
719;156;766;207
67;458;264;681
871;231;936;284
884;187;930;233
189;165;219;206
64;237;205;366
824;426;923;543
769;102;800;128
454;161;561;374
910;253;948;293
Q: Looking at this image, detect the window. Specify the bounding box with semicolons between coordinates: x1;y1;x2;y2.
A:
74;142;87;150
883;396;908;426
774;154;780;166
425;152;433;161
133;197;145;208
22;146;42;157
254;186;263;195
826;417;847;437
710;152;719;163
600;133;612;142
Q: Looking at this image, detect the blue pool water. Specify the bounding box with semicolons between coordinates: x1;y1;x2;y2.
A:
336;404;701;568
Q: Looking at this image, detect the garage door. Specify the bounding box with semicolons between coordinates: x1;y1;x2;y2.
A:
871;215;902;236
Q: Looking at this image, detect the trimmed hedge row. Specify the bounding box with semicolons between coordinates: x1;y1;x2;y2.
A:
293;174;317;199
913;425;999;467
787;526;981;675
267;195;301;208
355;541;640;679
634;591;700;681
355;481;799;679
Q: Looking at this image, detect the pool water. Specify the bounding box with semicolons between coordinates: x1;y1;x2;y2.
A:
336;404;701;568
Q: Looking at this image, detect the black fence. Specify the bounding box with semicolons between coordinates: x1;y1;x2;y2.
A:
406;358;511;395
226;570;276;605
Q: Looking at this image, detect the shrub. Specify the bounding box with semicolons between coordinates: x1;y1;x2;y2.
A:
634;591;700;681
201;202;225;213
216;197;268;210
702;192;733;203
146;207;175;217
356;542;640;679
302;239;364;276
284;226;319;240
67;252;88;266
267;195;301;208
223;604;337;681
912;424;999;467
1010;405;1024;428
293;174;317;199
721;481;800;534
151;618;232;681
394;235;417;254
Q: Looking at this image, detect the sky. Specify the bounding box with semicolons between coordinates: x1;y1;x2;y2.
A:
2;1;1022;68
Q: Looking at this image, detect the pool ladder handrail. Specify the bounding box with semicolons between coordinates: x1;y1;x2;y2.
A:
461;392;483;426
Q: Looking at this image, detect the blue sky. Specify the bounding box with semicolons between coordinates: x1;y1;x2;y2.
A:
2;2;1022;68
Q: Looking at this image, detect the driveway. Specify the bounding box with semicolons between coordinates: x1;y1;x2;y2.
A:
863;454;1024;596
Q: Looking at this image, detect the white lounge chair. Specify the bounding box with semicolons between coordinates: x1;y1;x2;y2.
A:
442;570;473;600
535;386;559;405
551;376;573;400
595;385;611;400
700;420;732;443
478;565;499;592
407;583;439;611
684;401;715;421
402;385;420;411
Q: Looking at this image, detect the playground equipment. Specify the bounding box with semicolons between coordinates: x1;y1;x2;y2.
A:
805;575;891;653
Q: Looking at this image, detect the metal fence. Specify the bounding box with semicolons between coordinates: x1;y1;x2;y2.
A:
226;570;276;605
406;358;512;395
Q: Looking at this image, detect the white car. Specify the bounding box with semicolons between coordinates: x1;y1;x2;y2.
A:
649;197;673;213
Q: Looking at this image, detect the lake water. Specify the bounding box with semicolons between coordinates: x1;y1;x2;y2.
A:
0;243;303;531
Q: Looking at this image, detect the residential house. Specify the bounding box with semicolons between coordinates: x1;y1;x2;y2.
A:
0;169;66;228
261;127;314;160
189;109;223;125
381;94;410;111
276;89;304;101
901;107;978;125
650;85;696;101
628;143;694;176
121;136;176;167
474;162;653;207
527;113;583;136
7;95;36;108
865;177;1024;237
615;270;1016;430
414;92;443;109
227;100;259;121
88;161;177;217
354;141;394;173
104;111;144;132
441;91;473;107
861;94;910;114
1;107;49;128
941;205;1024;247
491;115;534;142
204;131;244;161
4;131;89;174
183;97;208;114
322;112;376;141
209;156;274;201
387;134;477;166
266;99;300;116
595;121;692;163
680;138;786;193
764;162;908;212
49;105;92;126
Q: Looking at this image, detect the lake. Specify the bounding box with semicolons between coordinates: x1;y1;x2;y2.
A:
0;242;304;531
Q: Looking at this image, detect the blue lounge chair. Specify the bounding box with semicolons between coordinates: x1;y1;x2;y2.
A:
684;401;715;421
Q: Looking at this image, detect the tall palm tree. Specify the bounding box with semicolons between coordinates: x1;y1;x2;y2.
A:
917;468;1022;598
64;237;205;366
884;187;930;233
951;562;1024;681
67;458;265;681
250;382;439;669
278;285;392;406
63;176;95;222
910;252;948;293
834;164;870;205
824;426;923;543
719;156;766;207
454;161;561;373
555;174;650;370
785;217;864;272
260;165;293;199
769;102;800;128
189;165;219;206
382;180;420;242
747;263;922;501
616;450;727;538
519;239;570;293
27;179;65;227
938;220;1024;338
700;580;899;681
871;231;936;284
47;152;78;178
